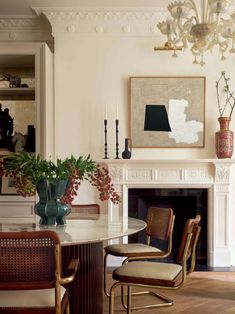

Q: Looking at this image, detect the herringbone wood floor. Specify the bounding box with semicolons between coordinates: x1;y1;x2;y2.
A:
103;272;235;313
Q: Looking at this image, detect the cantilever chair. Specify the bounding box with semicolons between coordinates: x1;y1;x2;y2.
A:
0;230;79;314
68;203;100;220
104;206;175;296
109;214;201;313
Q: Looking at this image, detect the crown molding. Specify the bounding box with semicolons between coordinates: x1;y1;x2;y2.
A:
32;6;167;18
33;7;167;36
0;17;53;44
33;5;235;37
0;18;42;29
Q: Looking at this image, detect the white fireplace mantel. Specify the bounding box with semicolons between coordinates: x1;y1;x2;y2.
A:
99;159;235;267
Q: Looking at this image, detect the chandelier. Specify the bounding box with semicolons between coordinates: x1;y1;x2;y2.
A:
157;0;235;66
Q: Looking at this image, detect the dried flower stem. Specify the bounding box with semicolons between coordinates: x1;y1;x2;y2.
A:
216;71;235;119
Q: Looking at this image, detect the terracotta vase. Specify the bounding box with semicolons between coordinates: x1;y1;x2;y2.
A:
215;117;233;158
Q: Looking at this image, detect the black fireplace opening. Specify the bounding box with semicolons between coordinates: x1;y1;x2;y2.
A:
128;188;208;270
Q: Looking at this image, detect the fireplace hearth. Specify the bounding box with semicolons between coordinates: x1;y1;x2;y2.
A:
128;188;207;268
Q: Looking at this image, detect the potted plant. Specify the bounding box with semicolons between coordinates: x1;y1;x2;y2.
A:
0;152;120;225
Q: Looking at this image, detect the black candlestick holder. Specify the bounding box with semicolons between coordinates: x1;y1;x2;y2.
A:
103;119;108;159
115;119;120;159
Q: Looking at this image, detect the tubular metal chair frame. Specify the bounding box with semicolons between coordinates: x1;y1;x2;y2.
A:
0;230;79;314
109;215;201;314
104;207;175;297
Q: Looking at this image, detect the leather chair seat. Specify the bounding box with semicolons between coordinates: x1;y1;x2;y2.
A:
113;261;182;287
0;286;66;307
105;243;163;257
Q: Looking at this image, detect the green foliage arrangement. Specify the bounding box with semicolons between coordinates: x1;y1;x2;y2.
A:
0;152;120;204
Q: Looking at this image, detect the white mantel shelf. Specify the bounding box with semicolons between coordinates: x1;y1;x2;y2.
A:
99;158;235;268
98;158;235;164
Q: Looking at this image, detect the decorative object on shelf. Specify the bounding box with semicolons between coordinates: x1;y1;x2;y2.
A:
0;73;28;88
12;132;26;152
0;104;14;149
215;71;235;158
122;138;132;159
0;152;120;225
115;119;120;159
103;119;108;159
130;76;205;148
157;0;235;66
25;125;35;152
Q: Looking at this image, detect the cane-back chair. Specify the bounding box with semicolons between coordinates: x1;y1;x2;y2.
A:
0;230;79;314
104;206;175;296
69;203;100;220
109;214;201;313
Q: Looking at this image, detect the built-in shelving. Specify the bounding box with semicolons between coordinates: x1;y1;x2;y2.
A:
0;87;35;100
0;43;53;219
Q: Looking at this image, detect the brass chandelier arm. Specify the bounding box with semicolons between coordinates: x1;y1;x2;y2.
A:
154;42;183;51
157;0;235;66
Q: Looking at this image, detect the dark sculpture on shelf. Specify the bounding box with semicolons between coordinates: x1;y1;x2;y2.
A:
1;73;22;88
25;125;35;152
0;73;28;88
0;104;14;148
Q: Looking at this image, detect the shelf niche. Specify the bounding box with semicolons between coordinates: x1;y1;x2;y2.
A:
0;87;35;100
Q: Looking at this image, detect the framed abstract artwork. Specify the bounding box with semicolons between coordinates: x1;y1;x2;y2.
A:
129;76;205;148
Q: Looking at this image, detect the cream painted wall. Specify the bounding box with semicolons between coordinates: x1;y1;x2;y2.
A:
1;5;235;264
52;31;235;263
52;33;235;159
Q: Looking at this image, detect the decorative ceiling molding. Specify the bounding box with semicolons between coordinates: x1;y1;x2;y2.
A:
33;6;168;19
0;17;48;29
0;17;53;44
33;7;168;36
41;10;167;21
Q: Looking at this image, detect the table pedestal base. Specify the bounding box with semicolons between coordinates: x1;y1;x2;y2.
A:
62;242;103;314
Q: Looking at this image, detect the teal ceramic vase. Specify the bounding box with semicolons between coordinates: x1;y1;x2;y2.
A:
34;179;71;225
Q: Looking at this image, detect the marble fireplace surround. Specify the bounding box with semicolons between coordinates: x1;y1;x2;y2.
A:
100;159;235;267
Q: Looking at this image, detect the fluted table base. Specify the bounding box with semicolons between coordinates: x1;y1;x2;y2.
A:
62;242;103;314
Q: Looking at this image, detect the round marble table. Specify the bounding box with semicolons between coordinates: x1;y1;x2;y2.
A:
0;214;146;314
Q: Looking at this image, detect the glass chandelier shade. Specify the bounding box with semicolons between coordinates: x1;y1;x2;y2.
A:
157;0;235;66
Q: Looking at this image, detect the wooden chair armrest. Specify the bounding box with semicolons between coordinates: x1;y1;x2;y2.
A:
60;258;80;285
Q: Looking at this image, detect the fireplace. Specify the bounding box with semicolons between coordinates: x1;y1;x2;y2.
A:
128;188;208;268
100;159;235;267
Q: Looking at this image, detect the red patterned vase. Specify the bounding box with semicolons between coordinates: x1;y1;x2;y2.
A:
215;117;233;158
